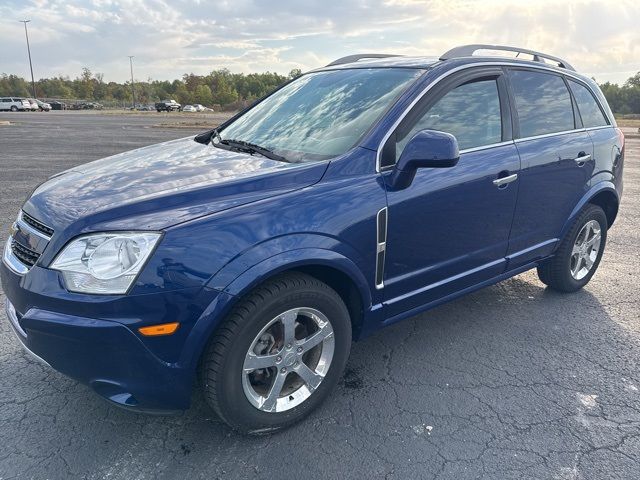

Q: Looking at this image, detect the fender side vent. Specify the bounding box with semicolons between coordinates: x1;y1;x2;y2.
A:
375;207;388;289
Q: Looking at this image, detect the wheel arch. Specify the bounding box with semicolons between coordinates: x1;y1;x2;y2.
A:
222;249;372;338
181;248;373;375
561;182;620;240
290;264;365;340
588;189;619;228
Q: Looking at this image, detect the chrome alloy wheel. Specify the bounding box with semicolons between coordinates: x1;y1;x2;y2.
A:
570;220;602;280
242;307;335;413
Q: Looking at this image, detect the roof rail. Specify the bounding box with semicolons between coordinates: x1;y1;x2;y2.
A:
326;54;403;67
439;44;575;71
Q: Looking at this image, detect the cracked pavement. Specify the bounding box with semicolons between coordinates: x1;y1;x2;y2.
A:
0;112;639;479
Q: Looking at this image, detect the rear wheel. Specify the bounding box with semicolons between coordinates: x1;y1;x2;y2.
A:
10;106;17;112
200;272;352;434
537;204;607;292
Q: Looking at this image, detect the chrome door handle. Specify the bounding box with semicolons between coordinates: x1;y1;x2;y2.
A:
574;153;591;164
493;173;518;187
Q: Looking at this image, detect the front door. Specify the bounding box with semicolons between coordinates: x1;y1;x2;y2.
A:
381;68;520;318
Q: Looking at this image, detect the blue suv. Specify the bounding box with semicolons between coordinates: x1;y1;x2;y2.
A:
1;45;624;433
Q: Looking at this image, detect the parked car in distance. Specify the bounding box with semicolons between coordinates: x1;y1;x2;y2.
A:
193;104;206;112
26;99;39;111
155;99;181;112
1;45;624;435
182;104;197;112
0;97;31;111
82;102;103;110
49;101;66;110
34;99;51;111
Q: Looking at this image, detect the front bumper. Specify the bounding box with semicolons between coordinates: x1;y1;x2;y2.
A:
5;300;51;368
1;259;222;411
4;298;192;410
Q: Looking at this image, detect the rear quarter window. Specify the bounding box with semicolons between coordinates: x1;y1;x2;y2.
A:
568;79;609;128
510;70;575;138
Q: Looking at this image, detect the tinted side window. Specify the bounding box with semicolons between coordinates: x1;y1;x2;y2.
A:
395;78;502;157
510;70;574;137
568;79;608;128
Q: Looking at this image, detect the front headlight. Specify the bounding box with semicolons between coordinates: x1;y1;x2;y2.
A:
51;232;161;294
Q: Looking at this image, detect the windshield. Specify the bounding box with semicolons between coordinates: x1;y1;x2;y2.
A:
218;68;422;162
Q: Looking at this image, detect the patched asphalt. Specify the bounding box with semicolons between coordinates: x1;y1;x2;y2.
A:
0;112;639;479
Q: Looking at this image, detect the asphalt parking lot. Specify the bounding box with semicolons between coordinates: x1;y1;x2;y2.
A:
1;111;639;480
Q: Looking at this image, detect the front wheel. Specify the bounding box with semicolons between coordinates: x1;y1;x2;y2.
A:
537;204;607;292
200;272;352;434
10;106;17;112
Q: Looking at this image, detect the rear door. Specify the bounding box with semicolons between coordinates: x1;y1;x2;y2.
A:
506;68;594;268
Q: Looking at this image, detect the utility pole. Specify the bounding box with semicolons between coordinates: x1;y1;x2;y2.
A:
19;20;37;98
128;56;136;108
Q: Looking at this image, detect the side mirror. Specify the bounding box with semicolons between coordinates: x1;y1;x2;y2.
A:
388;130;460;190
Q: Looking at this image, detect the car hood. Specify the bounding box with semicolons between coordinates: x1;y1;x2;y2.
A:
24;136;328;232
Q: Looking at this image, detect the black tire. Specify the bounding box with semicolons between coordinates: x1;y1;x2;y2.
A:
537;204;607;292
200;272;352;434
10;106;17;112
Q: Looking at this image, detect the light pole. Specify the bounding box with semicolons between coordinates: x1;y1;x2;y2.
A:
128;56;136;108
19;20;37;98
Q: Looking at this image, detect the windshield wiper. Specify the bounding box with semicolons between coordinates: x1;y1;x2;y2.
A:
194;127;220;145
217;138;289;163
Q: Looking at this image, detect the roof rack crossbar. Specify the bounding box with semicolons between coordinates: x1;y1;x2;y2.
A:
326;54;403;67
440;44;575;71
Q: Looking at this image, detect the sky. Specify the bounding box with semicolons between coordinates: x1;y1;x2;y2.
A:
1;0;639;85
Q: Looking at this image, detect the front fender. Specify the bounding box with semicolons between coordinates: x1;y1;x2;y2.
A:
221;247;372;308
205;233;372;298
559;181;619;241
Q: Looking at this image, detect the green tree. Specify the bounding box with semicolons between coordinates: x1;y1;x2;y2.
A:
624;72;640;88
93;72;106;100
37;77;74;98
0;74;30;97
77;67;94;99
288;68;303;79
210;71;238;105
193;84;213;105
173;81;191;105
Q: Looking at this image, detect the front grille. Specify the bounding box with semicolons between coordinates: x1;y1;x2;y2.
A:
11;240;40;267
21;211;54;237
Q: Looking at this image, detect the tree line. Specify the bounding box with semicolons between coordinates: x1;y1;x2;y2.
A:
599;72;640;114
1;67;639;113
0;67;303;108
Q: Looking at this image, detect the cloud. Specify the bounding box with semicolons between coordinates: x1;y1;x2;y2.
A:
0;0;638;84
